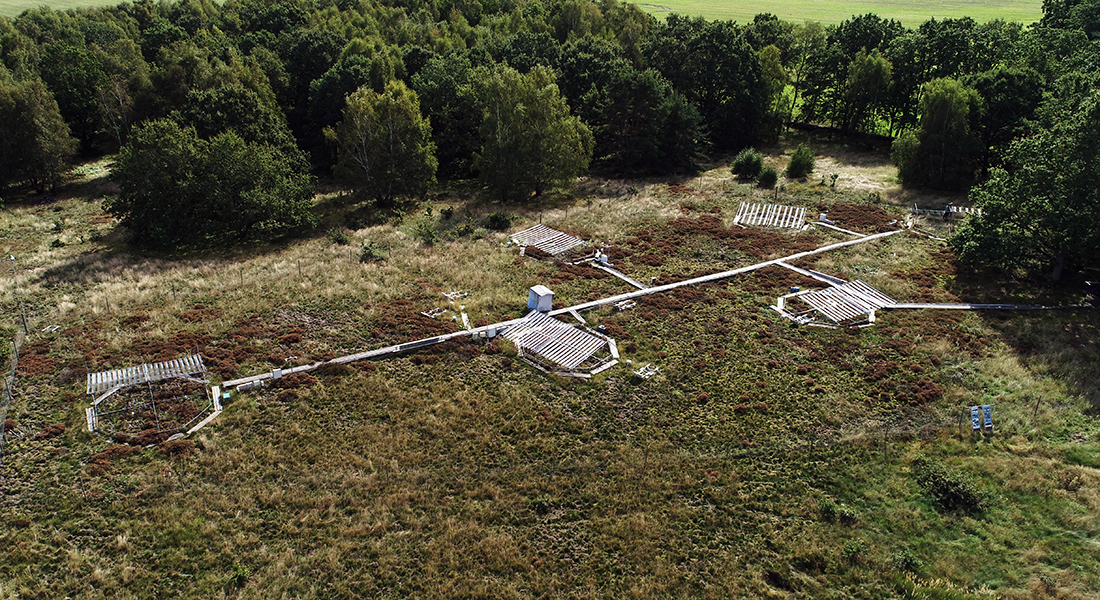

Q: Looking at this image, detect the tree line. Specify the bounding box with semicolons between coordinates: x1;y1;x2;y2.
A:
0;0;1096;278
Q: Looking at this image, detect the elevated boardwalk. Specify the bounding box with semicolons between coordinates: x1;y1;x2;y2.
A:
590;263;648;289
223;230;905;389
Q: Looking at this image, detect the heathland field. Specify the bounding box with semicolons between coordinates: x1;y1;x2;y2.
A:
1;134;1098;598
0;0;1044;24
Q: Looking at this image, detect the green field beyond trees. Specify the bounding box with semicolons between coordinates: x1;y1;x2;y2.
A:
634;0;1043;26
0;1;132;18
0;0;1044;24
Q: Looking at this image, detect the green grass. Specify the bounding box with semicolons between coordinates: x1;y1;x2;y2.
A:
1;138;1098;598
633;0;1044;26
0;0;1044;25
0;1;126;17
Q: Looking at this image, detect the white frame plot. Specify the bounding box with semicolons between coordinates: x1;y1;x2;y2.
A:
733;202;807;230
504;311;616;375
85;354;216;438
511;224;586;256
87;354;207;395
775;280;896;328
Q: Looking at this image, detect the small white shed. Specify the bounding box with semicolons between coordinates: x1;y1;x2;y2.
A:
528;285;554;312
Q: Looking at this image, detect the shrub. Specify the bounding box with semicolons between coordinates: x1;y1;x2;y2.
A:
820;499;857;524
229;562;250;588
891;549;923;573
758;166;778;189
841;538;865;564
414;220;438;245
731;148;763;179
359;242;385;263
327;228;351;245
911;455;992;513
484;212;515;231
786;144;815;179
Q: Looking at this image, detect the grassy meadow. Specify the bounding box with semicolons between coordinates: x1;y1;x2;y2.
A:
0;0;1045;25
1;134;1098;598
0;1;127;17
634;0;1044;26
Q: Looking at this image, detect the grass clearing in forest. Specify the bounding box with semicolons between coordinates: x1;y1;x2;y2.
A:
634;0;1043;27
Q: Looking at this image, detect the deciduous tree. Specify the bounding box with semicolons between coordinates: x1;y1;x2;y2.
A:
331;80;437;206
110;119;315;248
475;65;593;200
952;90;1100;281
0;72;77;191
892;77;982;190
644;15;761;152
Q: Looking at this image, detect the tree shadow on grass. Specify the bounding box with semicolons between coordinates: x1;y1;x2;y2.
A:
982;308;1100;413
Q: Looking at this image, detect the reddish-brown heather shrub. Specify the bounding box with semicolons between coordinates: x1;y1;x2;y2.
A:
159;439;195;458
34;424;66;440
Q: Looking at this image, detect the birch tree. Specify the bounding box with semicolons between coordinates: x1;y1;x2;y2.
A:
331;80;437;206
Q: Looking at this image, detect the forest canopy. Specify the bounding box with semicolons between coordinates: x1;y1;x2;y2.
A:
0;0;1096;272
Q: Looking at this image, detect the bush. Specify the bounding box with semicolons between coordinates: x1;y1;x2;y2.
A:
912;455;993;513
820;499;857;525
484;212;515;231
359;241;385;262
327;228;351;245
758;166;778;189
414;220;438;245
841;538;865;564
731;148;763;179
228;562;250;588
891;549;923;573
786;144;815;179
